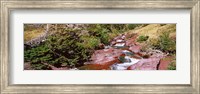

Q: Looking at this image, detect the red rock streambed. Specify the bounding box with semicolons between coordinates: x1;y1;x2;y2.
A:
79;33;173;70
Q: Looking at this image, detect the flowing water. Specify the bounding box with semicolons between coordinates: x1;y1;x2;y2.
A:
79;34;144;70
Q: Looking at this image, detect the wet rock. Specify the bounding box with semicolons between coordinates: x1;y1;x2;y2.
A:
125;34;138;46
96;57;119;65
114;43;126;48
131;54;142;59
89;48;122;65
121;35;126;39
116;39;124;43
104;45;111;49
80;57;120;70
129;45;141;53
111;41;116;46
110;34;126;47
110;63;127;70
122;50;134;56
127;57;160;70
79;64;111;70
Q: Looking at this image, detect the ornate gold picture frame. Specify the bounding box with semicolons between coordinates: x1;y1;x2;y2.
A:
1;0;199;93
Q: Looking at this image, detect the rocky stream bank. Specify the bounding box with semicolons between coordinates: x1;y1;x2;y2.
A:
79;33;174;70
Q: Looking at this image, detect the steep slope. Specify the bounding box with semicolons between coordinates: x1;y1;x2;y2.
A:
128;24;176;39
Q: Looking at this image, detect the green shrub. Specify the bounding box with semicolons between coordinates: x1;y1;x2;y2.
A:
46;29;92;67
31;63;51;70
87;24;132;45
127;24;141;30
24;44;52;63
88;24;111;45
168;61;176;70
137;35;149;42
147;32;176;53
111;24;127;32
158;32;176;53
24;29;94;69
79;36;100;49
24;44;54;69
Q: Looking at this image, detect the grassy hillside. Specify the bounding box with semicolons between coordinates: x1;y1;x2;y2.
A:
129;24;176;39
24;27;45;42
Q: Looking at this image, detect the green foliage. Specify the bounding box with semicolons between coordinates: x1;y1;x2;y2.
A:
46;29;92;67
99;28;110;44
24;24;145;70
168;61;176;70
111;24;127;33
24;44;51;63
147;32;176;53
88;24;110;44
158;32;176;53
96;24;128;32
88;24;129;45
24;44;54;70
137;35;149;42
25;29;94;69
31;63;51;70
127;24;141;30
79;36;100;49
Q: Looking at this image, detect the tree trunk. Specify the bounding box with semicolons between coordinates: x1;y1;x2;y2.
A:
46;24;50;34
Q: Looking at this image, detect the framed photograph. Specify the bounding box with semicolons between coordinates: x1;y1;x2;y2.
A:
1;0;199;93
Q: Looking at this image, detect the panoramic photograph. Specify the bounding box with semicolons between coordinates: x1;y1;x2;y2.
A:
24;24;176;70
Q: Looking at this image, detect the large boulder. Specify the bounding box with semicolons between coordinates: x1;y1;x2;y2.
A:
89;48;122;65
127;57;160;70
158;56;175;70
129;45;141;53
